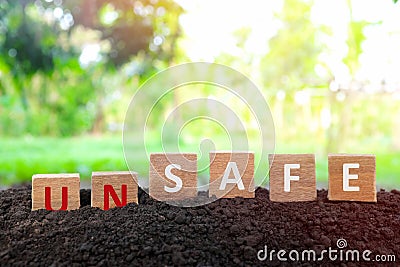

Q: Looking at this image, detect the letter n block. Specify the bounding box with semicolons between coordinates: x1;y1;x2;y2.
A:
149;153;197;201
269;154;316;202
209;152;254;198
32;173;80;211
91;171;138;210
328;154;376;202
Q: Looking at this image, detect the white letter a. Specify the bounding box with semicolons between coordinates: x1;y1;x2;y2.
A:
219;162;245;190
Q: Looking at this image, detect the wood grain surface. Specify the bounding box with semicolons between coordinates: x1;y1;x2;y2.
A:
269;154;317;202
32;173;80;210
328;154;376;202
91;171;138;210
149;153;197;201
209;152;255;198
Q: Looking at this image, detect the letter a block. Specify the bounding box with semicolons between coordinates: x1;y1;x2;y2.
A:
328;154;376;202
209;152;255;198
269;154;316;202
91;171;138;210
32;173;80;211
149;153;197;201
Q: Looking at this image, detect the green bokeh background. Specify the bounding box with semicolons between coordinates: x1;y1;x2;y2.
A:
1;0;399;188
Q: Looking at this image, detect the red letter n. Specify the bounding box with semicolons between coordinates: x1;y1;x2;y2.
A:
103;184;127;210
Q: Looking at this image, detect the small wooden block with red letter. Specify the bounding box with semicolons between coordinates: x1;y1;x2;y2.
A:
328;154;376;202
91;171;138;210
149;153;197;201
269;154;316;202
32;173;80;211
209;152;255;198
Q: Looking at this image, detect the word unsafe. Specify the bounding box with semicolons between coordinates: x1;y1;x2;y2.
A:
31;153;376;211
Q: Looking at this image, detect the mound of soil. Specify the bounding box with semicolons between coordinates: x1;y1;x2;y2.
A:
0;185;399;266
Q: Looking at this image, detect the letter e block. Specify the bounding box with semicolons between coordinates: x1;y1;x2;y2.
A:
328;154;376;202
209;152;255;198
91;171;138;210
269;154;316;202
32;173;80;211
149;153;197;201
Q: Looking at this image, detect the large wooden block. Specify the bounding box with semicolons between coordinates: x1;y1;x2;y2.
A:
149;153;197;201
328;154;376;202
209;152;254;198
32;173;80;211
91;171;138;210
269;154;316;202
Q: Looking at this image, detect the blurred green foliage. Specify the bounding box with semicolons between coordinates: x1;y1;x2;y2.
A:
0;0;399;186
0;0;183;136
261;0;326;92
1;136;399;188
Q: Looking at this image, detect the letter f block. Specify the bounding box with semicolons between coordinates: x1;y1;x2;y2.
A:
149;153;197;201
269;154;316;202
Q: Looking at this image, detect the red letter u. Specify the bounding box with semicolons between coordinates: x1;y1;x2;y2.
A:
104;184;127;210
44;187;69;210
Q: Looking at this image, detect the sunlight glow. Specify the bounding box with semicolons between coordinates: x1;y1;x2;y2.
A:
176;0;283;61
79;44;102;68
176;0;400;84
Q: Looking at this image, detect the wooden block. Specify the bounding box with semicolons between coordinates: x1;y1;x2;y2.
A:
149;153;197;201
32;173;80;211
328;154;376;202
268;154;316;202
91;171;138;210
209;152;254;198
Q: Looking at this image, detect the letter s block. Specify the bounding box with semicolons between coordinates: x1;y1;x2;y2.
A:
149;153;197;201
32;173;80;211
328;154;376;202
209;152;255;198
91;171;138;210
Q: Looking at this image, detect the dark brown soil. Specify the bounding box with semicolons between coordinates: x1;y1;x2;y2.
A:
0;185;399;266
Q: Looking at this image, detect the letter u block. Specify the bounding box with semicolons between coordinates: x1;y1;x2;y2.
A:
209;152;255;198
91;171;138;210
32;173;80;211
149;153;197;201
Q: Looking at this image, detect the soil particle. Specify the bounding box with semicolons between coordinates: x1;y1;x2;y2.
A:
0;186;399;266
